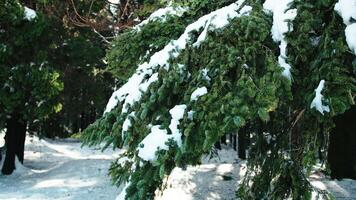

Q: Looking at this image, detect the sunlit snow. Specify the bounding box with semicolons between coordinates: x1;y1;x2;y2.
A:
137;126;172;162
135;6;188;31
345;23;356;54
263;0;297;80
191;87;208;101
334;0;356;25
310;80;330;115
24;6;37;21
335;0;356;55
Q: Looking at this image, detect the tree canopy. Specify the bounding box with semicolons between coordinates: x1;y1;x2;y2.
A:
0;1;63;128
83;0;355;199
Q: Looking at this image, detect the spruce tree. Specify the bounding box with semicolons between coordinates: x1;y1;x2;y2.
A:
0;1;63;174
83;0;355;199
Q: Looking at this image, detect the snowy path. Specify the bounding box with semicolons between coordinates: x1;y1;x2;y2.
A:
0;135;121;200
0;135;355;200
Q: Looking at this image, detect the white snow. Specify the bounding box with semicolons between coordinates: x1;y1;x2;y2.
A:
155;148;243;200
263;0;297;80
168;105;187;143
115;182;129;200
334;0;356;55
334;0;356;25
0;134;121;200
345;23;356;54
310;172;356;200
104;0;252;114
193;20;211;47
202;68;211;82
137;105;186;162
310;80;330;115
191;87;208;101
135;6;188;31
139;73;159;92
122;112;136;140
24;6;37;21
1;134;355;200
108;0;120;4
137;126;172;162
188;110;195;120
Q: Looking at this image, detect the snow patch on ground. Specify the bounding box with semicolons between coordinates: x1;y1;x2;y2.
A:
310;172;356;200
0;134;121;200
155;148;242;200
1;134;355;200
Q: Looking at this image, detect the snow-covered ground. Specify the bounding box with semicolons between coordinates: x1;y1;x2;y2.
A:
156;149;242;200
0;134;121;200
0;134;355;200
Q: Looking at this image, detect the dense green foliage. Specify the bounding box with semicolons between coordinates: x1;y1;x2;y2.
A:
81;0;354;199
0;1;63;128
1;0;115;137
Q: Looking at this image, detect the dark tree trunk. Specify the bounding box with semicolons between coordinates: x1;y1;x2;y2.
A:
238;126;247;160
1;114;27;175
230;134;237;150
328;106;356;180
221;135;227;145
214;141;221;150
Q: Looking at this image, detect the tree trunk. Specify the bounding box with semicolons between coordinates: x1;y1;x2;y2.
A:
328;106;356;179
230;134;237;150
1;114;27;175
221;135;227;145
238;127;247;160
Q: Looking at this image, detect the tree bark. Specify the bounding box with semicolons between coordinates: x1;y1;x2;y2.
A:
1;114;27;175
328;106;356;179
238;127;247;160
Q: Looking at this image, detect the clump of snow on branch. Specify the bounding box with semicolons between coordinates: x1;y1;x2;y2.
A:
104;0;252;114
345;24;356;54
108;0;120;4
334;0;356;25
191;87;208;101
334;0;356;55
137;105;186;162
122;112;135;140
168;105;187;143
310;80;330;115
135;6;188;31
24;6;37;21
263;0;297;80
201;68;211;82
137;126;171;162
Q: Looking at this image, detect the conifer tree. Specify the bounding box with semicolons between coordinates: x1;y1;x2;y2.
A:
83;0;356;199
0;1;63;174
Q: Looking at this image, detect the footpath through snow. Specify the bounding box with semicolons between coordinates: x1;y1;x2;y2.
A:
0;133;122;200
0;134;355;200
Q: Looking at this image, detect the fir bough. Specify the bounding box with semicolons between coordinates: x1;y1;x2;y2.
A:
83;0;355;199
